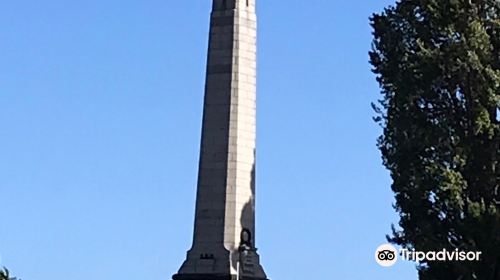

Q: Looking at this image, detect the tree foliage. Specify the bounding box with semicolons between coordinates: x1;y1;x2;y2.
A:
370;0;499;279
0;268;15;280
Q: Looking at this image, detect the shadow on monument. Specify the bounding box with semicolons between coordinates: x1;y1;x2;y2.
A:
233;150;268;280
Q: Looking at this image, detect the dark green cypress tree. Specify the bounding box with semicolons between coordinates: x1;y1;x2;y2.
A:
0;268;15;280
370;0;499;279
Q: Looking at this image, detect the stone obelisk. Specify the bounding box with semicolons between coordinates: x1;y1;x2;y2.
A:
173;1;268;280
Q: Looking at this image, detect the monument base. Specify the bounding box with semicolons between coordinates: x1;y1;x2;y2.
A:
172;274;268;280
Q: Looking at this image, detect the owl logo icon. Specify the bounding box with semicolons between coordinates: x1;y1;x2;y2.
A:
375;244;398;267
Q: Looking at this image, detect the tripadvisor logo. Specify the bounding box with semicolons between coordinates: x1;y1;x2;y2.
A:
401;248;482;263
375;244;398;267
375;244;482;267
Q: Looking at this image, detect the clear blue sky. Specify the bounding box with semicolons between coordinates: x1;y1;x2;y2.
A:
0;1;419;279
